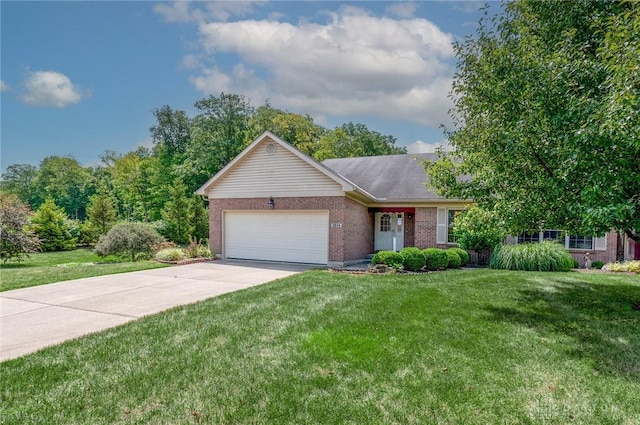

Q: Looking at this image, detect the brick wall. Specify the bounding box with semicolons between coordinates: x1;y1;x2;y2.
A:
209;196;370;265
570;230;618;267
414;207;437;249
343;198;374;261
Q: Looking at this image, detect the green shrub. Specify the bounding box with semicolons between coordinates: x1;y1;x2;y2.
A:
591;260;605;269
450;247;469;266
422;248;448;271
453;206;505;252
95;222;164;262
154;248;186;262
371;250;404;270
400;247;426;271
489;241;574;272
445;249;462;268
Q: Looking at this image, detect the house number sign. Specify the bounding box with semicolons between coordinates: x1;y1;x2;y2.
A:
331;223;343;228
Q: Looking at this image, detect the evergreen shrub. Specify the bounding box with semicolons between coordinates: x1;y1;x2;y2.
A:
371;250;404;270
445;249;462;268
451;247;470;266
400;247;426;271
422;248;448;271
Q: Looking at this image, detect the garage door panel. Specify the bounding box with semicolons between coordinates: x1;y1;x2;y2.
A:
224;211;329;264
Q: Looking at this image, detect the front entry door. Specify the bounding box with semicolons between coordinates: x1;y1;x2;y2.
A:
374;212;404;251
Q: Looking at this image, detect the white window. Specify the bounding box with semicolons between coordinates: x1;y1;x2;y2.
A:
568;235;593;250
516;230;603;251
380;213;391;232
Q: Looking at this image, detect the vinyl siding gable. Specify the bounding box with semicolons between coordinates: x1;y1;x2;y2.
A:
207;137;345;199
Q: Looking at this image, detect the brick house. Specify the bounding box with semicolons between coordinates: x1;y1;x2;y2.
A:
196;131;619;267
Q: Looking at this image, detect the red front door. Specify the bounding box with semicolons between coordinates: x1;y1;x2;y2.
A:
635;240;640;260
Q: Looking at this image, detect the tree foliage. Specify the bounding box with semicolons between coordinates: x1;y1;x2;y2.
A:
86;185;117;237
452;206;505;253
0;193;41;262
29;198;76;252
315;122;407;161
161;179;190;244
0;164;40;206
35;156;94;220
426;0;640;242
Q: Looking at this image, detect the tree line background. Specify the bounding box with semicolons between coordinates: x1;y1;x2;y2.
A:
1;92;406;247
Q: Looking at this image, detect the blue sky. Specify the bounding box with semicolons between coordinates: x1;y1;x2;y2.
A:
1;1;492;173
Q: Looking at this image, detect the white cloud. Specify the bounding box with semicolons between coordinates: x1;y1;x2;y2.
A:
406;140;452;153
187;6;456;127
386;2;419;18
0;80;10;92
181;54;202;70
20;71;87;108
154;1;266;23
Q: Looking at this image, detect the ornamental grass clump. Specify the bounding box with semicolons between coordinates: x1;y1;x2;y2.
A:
445;249;462;268
371;250;404;270
422;248;448;271
602;260;640;274
154;248;186;262
489;241;574;272
400;247;426;271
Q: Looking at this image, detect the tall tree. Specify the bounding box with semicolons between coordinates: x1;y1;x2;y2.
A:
103;149;155;222
34;156;94;220
0;164;40;207
86;185;117;236
179;93;254;191
426;0;639;241
248;101;326;156
315;122;407;161
161;179;190;244
149;105;192;158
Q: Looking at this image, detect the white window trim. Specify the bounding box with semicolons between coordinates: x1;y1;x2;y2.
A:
513;230;606;251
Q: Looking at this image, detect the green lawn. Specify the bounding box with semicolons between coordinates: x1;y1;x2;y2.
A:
0;249;169;292
2;269;639;424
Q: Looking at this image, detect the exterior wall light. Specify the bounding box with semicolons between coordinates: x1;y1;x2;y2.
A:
268;197;274;209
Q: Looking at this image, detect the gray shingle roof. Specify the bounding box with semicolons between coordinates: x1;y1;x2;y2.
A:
322;153;444;201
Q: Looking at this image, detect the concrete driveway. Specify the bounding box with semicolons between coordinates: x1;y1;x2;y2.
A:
0;260;311;362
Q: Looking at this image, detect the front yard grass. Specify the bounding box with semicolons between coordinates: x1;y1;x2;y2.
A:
2;269;639;424
0;249;169;292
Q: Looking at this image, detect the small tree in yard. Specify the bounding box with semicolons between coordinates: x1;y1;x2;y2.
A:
187;196;209;241
0;193;41;262
87;186;117;236
453;206;505;265
29;198;76;251
95;222;164;262
161;179;190;244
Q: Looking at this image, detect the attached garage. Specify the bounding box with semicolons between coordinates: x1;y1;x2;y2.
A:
224;210;329;264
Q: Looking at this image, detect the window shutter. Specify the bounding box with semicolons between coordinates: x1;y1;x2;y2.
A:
504;235;518;245
437;208;447;244
594;235;607;251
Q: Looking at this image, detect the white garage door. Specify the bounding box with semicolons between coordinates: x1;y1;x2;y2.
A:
224;211;329;264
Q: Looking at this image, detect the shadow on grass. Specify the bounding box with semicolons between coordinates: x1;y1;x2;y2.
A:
485;277;640;379
0;262;34;269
